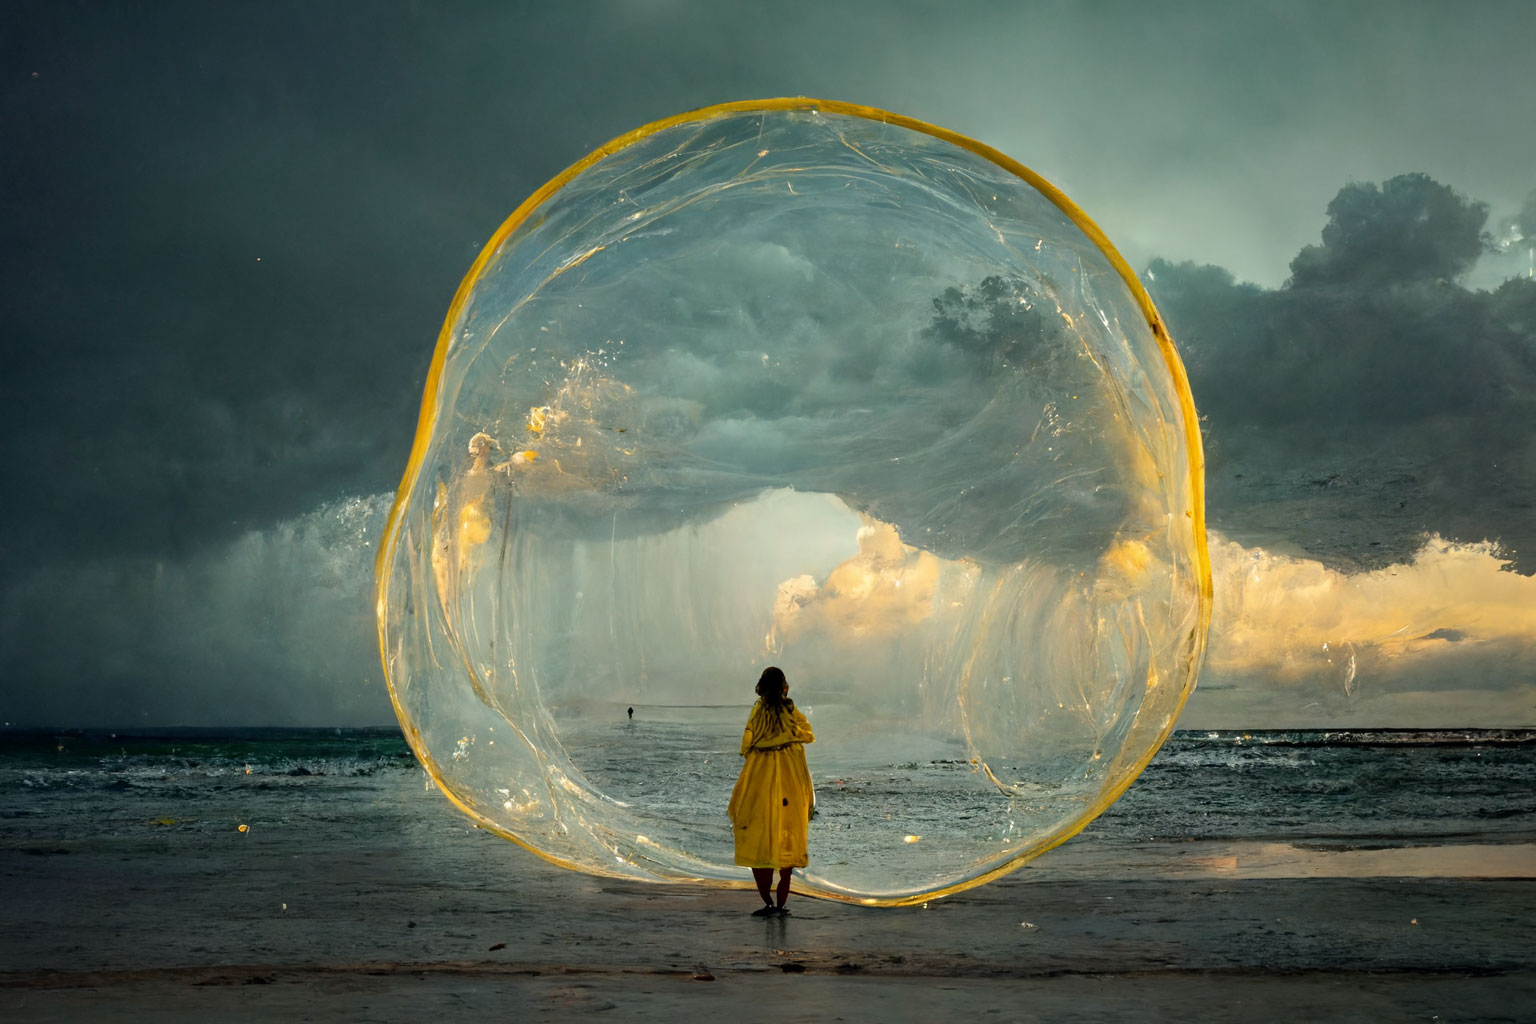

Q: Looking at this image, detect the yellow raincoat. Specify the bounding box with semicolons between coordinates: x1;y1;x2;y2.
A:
728;700;815;868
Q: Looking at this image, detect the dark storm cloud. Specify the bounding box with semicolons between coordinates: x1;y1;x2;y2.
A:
6;0;1536;573
0;0;909;570
4;5;423;566
4;0;1536;726
0;494;391;727
1147;173;1536;574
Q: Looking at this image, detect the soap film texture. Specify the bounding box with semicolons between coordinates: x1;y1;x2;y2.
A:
377;102;1209;904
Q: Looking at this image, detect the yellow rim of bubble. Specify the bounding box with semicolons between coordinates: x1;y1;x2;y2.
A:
375;97;1213;907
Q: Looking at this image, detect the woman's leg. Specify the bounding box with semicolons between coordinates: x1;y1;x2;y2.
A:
775;867;793;909
751;868;774;909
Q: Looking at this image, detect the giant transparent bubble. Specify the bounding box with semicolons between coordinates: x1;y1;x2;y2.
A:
376;99;1211;905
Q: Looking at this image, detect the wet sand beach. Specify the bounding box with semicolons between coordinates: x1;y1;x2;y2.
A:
3;760;1533;1022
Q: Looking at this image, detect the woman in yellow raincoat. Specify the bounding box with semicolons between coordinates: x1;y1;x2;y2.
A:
728;666;815;916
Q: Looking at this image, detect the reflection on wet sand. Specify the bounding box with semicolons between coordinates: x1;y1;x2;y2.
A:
1038;839;1536;880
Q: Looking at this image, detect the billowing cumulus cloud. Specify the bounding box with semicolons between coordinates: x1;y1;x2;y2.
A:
1287;174;1490;289
1147;173;1536;575
770;520;953;647
1190;531;1536;728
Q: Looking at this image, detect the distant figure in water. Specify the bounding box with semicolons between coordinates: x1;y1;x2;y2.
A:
728;666;815;916
627;706;633;720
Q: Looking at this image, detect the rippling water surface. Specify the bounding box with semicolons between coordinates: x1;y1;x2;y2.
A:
3;722;1531;874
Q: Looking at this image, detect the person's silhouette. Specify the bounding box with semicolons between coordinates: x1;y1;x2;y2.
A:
728;667;814;915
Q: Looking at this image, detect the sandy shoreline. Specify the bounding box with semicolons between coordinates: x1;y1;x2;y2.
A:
6;962;1532;1023
3;771;1533;1021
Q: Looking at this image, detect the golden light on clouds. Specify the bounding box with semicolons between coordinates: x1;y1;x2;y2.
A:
768;520;956;647
1195;531;1536;726
1207;532;1536;678
767;515;1536;728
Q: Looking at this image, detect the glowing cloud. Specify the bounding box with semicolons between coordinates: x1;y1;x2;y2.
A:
1194;532;1536;726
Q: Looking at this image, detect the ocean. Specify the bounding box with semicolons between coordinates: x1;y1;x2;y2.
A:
4;724;1531;870
4;720;1535;1020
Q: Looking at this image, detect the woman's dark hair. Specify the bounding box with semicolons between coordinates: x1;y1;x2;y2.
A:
754;667;794;728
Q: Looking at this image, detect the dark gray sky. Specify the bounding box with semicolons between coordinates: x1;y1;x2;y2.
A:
3;0;1534;726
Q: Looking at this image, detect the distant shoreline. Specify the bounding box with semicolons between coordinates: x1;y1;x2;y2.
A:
2;724;1533;748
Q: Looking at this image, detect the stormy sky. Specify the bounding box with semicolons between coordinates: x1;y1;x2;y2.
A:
3;0;1535;728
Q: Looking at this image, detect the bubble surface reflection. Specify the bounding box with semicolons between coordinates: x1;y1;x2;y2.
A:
376;99;1211;905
